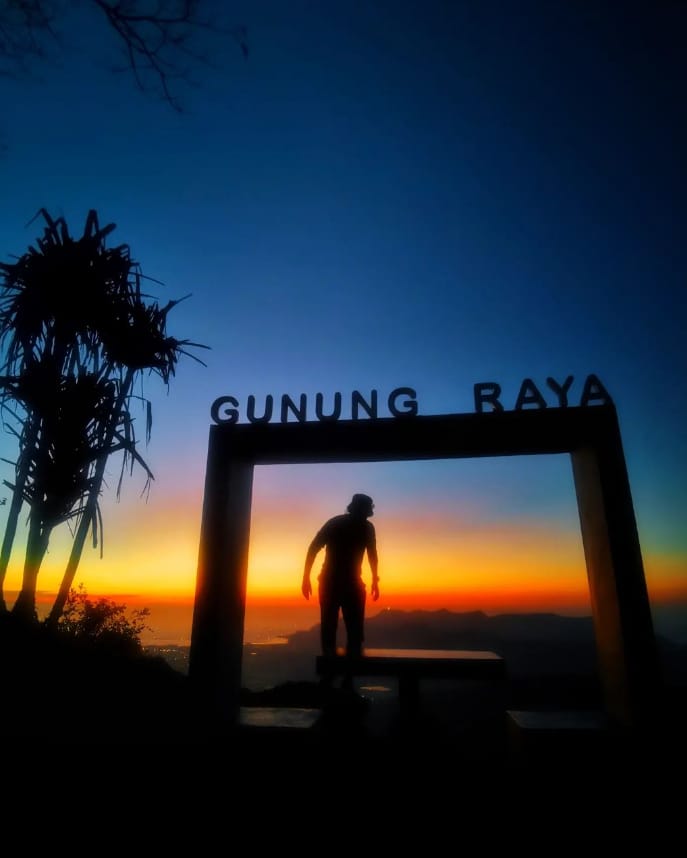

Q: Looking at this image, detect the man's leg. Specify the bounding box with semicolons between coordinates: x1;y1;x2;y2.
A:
318;580;339;691
341;583;366;691
319;581;339;657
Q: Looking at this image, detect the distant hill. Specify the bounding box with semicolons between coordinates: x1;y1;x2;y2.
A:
232;608;685;717
286;608;686;683
287;609;598;675
149;608;686;688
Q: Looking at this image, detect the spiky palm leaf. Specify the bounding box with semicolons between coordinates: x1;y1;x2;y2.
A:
1;209;208;620
0;210;123;377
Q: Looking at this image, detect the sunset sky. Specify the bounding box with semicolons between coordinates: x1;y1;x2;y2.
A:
0;1;685;643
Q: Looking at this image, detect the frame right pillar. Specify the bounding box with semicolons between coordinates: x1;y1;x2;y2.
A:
571;416;661;730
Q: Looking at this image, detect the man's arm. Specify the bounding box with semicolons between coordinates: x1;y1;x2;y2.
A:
302;537;322;600
368;525;379;602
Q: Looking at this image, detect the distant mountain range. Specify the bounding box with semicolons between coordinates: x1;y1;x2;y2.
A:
287;608;600;676
150;608;687;688
287;608;605;680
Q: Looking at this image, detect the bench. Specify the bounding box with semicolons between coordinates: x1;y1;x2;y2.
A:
316;647;507;720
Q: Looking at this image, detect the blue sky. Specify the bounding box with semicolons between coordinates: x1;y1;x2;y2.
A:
0;1;685;628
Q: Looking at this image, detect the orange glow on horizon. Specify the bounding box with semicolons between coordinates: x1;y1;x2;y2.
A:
16;555;686;616
1;486;684;619
5;538;685;606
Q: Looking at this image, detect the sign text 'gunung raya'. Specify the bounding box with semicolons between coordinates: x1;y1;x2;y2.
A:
210;374;612;425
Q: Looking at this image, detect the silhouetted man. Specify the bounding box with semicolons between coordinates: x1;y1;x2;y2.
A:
302;493;379;688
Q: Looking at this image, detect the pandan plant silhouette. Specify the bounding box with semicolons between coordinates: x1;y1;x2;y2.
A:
0;209;208;622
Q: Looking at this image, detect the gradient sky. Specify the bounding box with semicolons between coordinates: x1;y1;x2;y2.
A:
0;1;685;639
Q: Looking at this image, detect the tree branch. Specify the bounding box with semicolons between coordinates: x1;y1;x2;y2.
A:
0;0;58;78
92;0;248;111
0;0;248;109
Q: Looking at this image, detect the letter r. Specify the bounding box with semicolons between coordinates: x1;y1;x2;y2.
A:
474;382;503;413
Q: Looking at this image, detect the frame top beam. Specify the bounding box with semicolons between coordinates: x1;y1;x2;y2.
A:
209;404;619;464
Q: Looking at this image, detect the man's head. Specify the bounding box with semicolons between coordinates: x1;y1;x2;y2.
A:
347;493;374;517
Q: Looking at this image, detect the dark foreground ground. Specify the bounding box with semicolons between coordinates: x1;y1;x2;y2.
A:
2;613;685;802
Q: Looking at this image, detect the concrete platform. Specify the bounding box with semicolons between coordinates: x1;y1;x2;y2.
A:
507;709;612;765
239;706;321;730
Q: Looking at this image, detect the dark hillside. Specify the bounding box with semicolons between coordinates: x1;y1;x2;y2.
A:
0;613;196;742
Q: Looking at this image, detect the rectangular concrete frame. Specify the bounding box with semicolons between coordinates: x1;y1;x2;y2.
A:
189;404;660;732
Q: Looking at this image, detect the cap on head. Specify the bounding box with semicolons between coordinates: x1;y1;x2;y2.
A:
347;493;374;516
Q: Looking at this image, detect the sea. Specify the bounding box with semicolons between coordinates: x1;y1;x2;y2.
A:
139;598;687;648
139;599;319;648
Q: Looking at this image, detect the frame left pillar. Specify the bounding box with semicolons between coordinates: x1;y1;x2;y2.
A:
189;425;254;732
